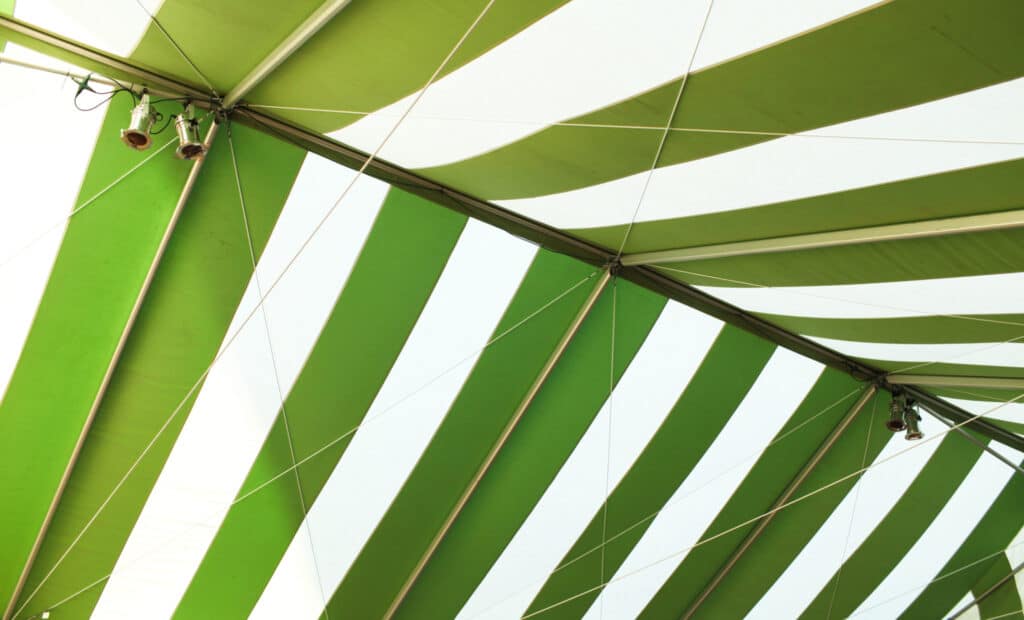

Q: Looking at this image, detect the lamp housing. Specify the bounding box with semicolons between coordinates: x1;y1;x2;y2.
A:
120;93;155;150
174;103;206;160
886;392;907;432
904;399;924;440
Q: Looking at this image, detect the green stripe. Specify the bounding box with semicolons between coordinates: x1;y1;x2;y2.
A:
799;434;985;619
174;188;466;619
991;420;1024;437
0;0;12;49
654;227;1024;289
763;314;1024;346
653;231;1024;294
864;360;1024;382
130;0;325;92
0;98;194;613
12;123;303;620
421;0;1024;201
902;472;1024;618
393;279;667;619
688;391;890;618
581;158;1024;255
524;326;780;617
929;387;1024;404
974;554;1024;620
325;250;601;619
248;0;570;132
0;0;567;121
637;374;874;619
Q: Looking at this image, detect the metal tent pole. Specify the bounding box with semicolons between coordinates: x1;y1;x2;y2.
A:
1;122;221;620
680;386;878;620
222;0;353;108
947;559;1024;620
382;270;613;620
621;210;1024;266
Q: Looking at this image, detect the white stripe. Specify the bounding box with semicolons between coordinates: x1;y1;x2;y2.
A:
249;219;537;620
456;302;724;620
944;399;1024;426
946;592;982;620
808;337;1024;370
1008;526;1024;609
849;447;1022;619
500;78;1024;228
14;0;164;56
696;272;1024;319
584;348;823;620
748;429;944;619
331;0;881;169
92;156;390;620
0;45;106;403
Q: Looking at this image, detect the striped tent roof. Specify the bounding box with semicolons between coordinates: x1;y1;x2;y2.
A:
1;1;1022;619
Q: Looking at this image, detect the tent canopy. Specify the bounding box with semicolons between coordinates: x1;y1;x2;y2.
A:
0;1;1022;618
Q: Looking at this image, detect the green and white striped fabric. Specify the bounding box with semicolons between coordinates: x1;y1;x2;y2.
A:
1;0;1023;618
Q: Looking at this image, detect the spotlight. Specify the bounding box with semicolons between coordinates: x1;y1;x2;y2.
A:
886;392;907;432
904;399;924;441
174;103;206;160
120;93;156;150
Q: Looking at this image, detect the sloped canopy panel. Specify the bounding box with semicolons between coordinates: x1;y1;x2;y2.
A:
0;1;1022;619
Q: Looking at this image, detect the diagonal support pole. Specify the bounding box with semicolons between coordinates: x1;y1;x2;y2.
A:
382;269;613;620
920;404;1024;479
621;209;1024;266
222;0;353;108
948;559;1024;620
2;123;220;620
680;385;878;620
888;374;1024;391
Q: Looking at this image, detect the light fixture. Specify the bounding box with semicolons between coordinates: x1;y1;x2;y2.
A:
120;93;156;150
904;399;924;440
886;391;907;432
174;102;206;160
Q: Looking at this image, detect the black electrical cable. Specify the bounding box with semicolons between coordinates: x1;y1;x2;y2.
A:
73;89;121;112
71;72;138;112
149;110;175;136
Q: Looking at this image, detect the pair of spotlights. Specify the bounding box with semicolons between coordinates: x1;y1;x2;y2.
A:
120;94;206;160
887;392;923;441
